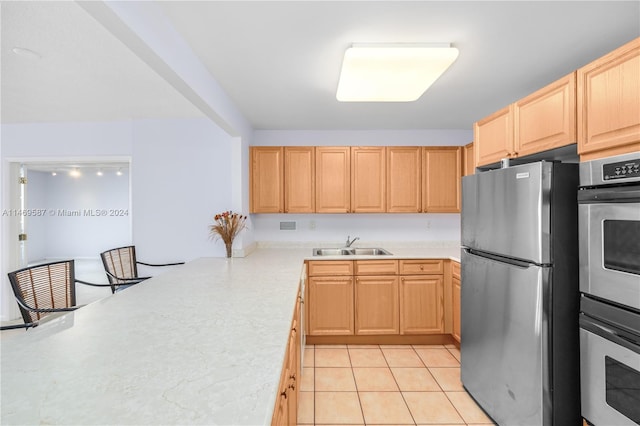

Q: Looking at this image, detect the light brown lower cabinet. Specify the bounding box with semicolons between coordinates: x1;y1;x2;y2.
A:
272;288;301;426
452;261;461;342
308;259;448;339
399;275;444;334
355;275;399;335
452;277;461;342
308;276;354;335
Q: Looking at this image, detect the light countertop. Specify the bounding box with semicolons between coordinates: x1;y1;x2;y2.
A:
1;244;460;425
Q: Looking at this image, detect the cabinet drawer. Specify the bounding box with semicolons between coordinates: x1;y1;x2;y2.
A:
452;261;461;280
308;260;353;276
399;259;443;275
354;260;398;275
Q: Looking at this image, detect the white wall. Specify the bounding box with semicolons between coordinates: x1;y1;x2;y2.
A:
131;118;235;262
1;118;238;320
252;129;472;147
252;213;461;245
250;129;472;244
30;169;130;260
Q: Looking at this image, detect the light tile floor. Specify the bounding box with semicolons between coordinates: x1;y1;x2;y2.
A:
299;344;496;426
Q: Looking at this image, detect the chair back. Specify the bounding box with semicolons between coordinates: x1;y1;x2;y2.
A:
100;246;139;292
7;260;77;324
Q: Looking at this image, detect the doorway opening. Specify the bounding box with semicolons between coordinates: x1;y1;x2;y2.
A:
3;158;132;322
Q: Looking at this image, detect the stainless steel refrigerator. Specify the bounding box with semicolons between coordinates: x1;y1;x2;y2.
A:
461;161;580;425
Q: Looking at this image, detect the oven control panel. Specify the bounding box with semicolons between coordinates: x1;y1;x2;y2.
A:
603;158;640;181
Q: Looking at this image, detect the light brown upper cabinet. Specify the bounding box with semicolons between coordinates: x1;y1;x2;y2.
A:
577;37;640;160
387;147;422;212
463;142;475;176
315;147;351;213
284;147;315;213
515;72;577;157
351;147;386;213
474;105;514;167
423;147;462;213
250;147;284;213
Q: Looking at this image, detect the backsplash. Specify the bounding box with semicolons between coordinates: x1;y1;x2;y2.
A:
250;213;461;244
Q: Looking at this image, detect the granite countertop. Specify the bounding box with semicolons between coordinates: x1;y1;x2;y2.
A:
0;244;460;425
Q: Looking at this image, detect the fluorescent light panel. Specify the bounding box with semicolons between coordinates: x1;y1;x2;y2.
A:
336;43;459;102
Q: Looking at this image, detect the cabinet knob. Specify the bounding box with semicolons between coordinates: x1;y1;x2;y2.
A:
281;390;288;399
420;265;424;270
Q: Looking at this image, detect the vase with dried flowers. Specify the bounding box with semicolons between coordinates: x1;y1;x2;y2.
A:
209;211;248;258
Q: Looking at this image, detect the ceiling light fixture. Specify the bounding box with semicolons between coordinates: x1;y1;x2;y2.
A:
69;168;81;178
11;47;42;60
116;168;123;176
51;171;57;176
96;169;103;177
336;42;459;102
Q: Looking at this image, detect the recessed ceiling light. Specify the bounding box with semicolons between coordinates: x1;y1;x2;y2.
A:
11;47;42;60
69;168;81;178
336;43;459;102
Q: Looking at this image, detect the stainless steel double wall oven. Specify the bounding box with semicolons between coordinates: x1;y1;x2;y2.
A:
578;152;640;426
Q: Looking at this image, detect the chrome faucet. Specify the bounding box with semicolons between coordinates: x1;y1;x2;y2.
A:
345;235;360;247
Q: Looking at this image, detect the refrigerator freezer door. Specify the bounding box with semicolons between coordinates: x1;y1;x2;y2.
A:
462;162;551;264
461;249;551;426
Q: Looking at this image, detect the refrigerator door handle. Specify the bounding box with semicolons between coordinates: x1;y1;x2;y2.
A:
463;248;533;268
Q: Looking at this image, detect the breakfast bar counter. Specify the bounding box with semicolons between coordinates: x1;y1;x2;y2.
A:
1;245;461;425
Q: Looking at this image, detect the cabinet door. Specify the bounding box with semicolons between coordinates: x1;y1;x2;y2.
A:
386;147;421;212
250;147;284;213
515;72;576;157
284;147;315;213
463;142;475;176
474;105;514;166
351;147;386;213
271;353;289;426
400;275;444;334
423;147;461;213
578;37;640;160
452;276;461;343
315;147;351;213
287;320;298;425
308;276;354;335
355;275;399;335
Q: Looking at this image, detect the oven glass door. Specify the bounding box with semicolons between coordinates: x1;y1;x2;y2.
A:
580;324;640;426
579;200;640;311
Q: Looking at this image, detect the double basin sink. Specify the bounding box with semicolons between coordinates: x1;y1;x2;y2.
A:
313;247;392;256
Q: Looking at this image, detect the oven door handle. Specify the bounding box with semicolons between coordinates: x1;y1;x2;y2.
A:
580;315;640;355
578;186;640;203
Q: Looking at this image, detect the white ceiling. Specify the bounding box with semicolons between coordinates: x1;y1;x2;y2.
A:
2;1;639;131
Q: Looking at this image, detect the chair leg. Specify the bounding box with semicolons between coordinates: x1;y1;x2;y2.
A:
0;323;36;331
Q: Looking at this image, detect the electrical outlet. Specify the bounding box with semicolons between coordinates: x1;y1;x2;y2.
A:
426;220;431;229
309;220;316;230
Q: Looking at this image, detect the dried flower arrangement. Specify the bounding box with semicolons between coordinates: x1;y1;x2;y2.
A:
209;211;248;258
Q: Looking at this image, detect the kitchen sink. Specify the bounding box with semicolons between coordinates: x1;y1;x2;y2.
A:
350;248;392;256
313;248;354;256
312;247;393;256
